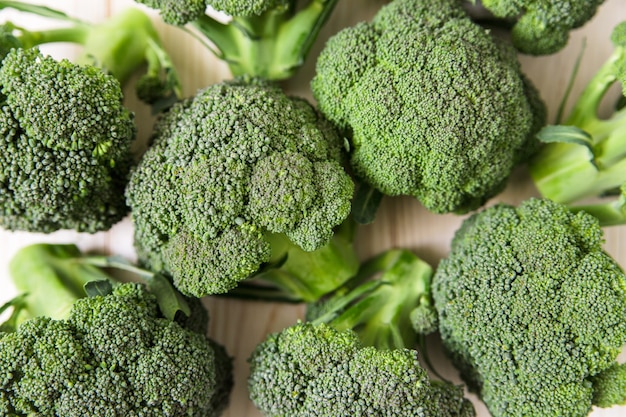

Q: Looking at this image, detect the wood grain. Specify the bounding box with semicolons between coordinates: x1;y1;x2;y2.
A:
1;1;625;416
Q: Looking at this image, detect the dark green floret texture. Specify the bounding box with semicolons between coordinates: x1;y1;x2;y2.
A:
432;198;626;417
311;0;545;214
248;322;475;417
126;79;353;297
480;0;605;55
0;48;135;233
0;283;233;417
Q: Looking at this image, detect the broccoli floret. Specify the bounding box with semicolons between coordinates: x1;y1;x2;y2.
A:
0;48;135;233
529;21;626;225
126;79;356;298
134;0;338;80
479;0;605;55
311;0;545;216
0;1;182;105
248;322;474;416
432;198;626;417
0;244;233;417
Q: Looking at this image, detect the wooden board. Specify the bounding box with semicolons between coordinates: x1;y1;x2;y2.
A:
1;1;625;416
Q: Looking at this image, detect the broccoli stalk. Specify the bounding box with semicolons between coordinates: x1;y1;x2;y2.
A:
227;218;359;303
0;0;182;105
136;0;338;80
530;22;626;217
305;248;437;350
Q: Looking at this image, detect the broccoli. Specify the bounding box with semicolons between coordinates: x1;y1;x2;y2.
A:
0;243;233;417
529;21;626;225
0;0;182;105
0;48;135;233
126;78;357;298
248;322;475;417
477;0;605;55
134;0;338;80
245;249;469;416
311;0;546;217
432;198;626;417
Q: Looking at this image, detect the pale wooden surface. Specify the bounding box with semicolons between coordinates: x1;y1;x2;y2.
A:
1;1;626;416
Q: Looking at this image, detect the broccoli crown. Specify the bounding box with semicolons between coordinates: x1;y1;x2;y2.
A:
432;198;626;417
481;0;605;55
311;0;545;214
208;0;289;17
126;79;353;297
135;0;287;25
135;0;210;25
0;282;233;417
248;322;474;417
0;48;135;233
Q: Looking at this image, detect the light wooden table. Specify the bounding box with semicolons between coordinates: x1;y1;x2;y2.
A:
1;1;625;416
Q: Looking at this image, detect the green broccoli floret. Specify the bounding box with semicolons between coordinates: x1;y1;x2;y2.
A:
0;48;135;233
126;79;357;298
0;244;233;417
0;1;182;105
432;198;626;417
479;0;605;55
248;322;474;416
134;0;338;80
311;0;546;216
529;21;626;225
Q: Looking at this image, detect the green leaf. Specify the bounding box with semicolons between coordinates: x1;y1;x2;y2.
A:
352;182;383;224
0;293;28;333
0;1;84;24
146;273;191;321
84;280;113;297
537;125;595;147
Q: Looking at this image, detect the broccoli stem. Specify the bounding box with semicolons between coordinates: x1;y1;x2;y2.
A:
254;220;359;302
309;249;436;350
8;244;112;323
530;45;626;204
190;0;338;79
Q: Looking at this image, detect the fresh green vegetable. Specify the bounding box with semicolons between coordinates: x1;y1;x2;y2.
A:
0;48;135;233
126;78;357;298
0;0;182;105
311;0;546;217
134;0;338;80
477;0;605;55
0;243;233;417
529;21;626;226
248;322;475;417
432;198;626;417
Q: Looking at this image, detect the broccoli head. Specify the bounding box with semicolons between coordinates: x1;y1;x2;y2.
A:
136;0;289;24
311;0;546;215
432;198;626;417
480;0;605;55
0;282;233;417
248;322;475;416
126;79;355;297
0;48;135;233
